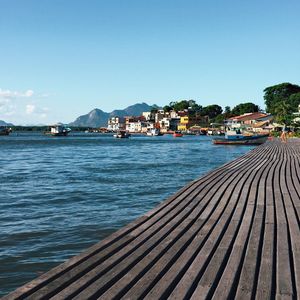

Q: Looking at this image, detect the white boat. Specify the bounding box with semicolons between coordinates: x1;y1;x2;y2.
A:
45;124;71;136
146;128;163;136
113;130;131;138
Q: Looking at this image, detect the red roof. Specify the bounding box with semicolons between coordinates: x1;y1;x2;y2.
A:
228;112;267;122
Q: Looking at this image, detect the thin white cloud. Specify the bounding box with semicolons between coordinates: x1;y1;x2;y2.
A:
26;104;36;114
0;89;18;99
0;88;51;124
0;88;34;99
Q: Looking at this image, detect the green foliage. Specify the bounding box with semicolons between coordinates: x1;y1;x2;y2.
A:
224;106;231;114
201;104;223;119
150;105;159;114
167;100;203;113
172;100;190;111
231;102;259;116
163;105;172;112
11;126;48;131
289;92;300;110
263;82;300;115
273;101;294;125
214;114;226;123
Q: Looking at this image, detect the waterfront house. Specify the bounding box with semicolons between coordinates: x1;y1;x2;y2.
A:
107;116;125;132
177;116;189;131
125;116;146;133
155;110;165;123
158;117;180;132
225;112;269;129
251;114;274;133
142;112;151;121
177;114;209;131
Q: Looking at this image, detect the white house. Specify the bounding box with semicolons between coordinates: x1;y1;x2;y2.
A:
107;117;125;131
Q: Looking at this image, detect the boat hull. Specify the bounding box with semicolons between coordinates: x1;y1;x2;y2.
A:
113;135;130;138
113;131;131;138
44;132;69;136
173;131;183;137
212;134;269;145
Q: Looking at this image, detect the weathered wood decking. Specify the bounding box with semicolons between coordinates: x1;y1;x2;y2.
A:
3;139;300;300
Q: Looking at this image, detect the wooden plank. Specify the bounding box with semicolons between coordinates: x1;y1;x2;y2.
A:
200;149;272;299
274;154;294;298
255;153;278;299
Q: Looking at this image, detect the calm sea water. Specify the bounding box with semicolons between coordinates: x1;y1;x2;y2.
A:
0;132;255;296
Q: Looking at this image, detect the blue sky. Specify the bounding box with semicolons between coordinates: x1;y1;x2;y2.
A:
0;0;299;125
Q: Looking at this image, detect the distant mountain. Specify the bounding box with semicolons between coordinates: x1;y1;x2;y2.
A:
69;109;109;127
0;120;14;126
110;103;153;117
69;103;154;127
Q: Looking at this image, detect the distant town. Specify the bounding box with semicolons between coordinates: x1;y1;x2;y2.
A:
84;82;300;137
1;82;300;137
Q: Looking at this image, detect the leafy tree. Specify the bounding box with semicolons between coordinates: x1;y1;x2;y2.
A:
202;104;223;119
224;106;231;114
163;105;173;112
212;106;233;124
289;92;300;111
264;83;300;114
231;102;259;116
173;100;190;111
168;99;203;113
214;114;226;124
274;101;294;125
188;100;200;111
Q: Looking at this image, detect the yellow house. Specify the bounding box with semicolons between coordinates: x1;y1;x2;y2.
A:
177;116;189;131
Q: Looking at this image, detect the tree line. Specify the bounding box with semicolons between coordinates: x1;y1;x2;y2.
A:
160;100;260;124
153;82;300;125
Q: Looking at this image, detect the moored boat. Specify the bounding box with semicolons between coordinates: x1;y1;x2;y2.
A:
212;130;269;145
146;128;163;136
45;124;71;136
113;130;131;138
173;131;183;137
0;126;12;136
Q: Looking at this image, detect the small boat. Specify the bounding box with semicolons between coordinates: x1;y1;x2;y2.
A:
173;131;183;137
45;124;71;136
113;130;131;138
146;128;163;136
0;126;12;136
212;130;269;145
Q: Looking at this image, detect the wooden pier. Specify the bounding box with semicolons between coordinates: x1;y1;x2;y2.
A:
3;139;300;299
